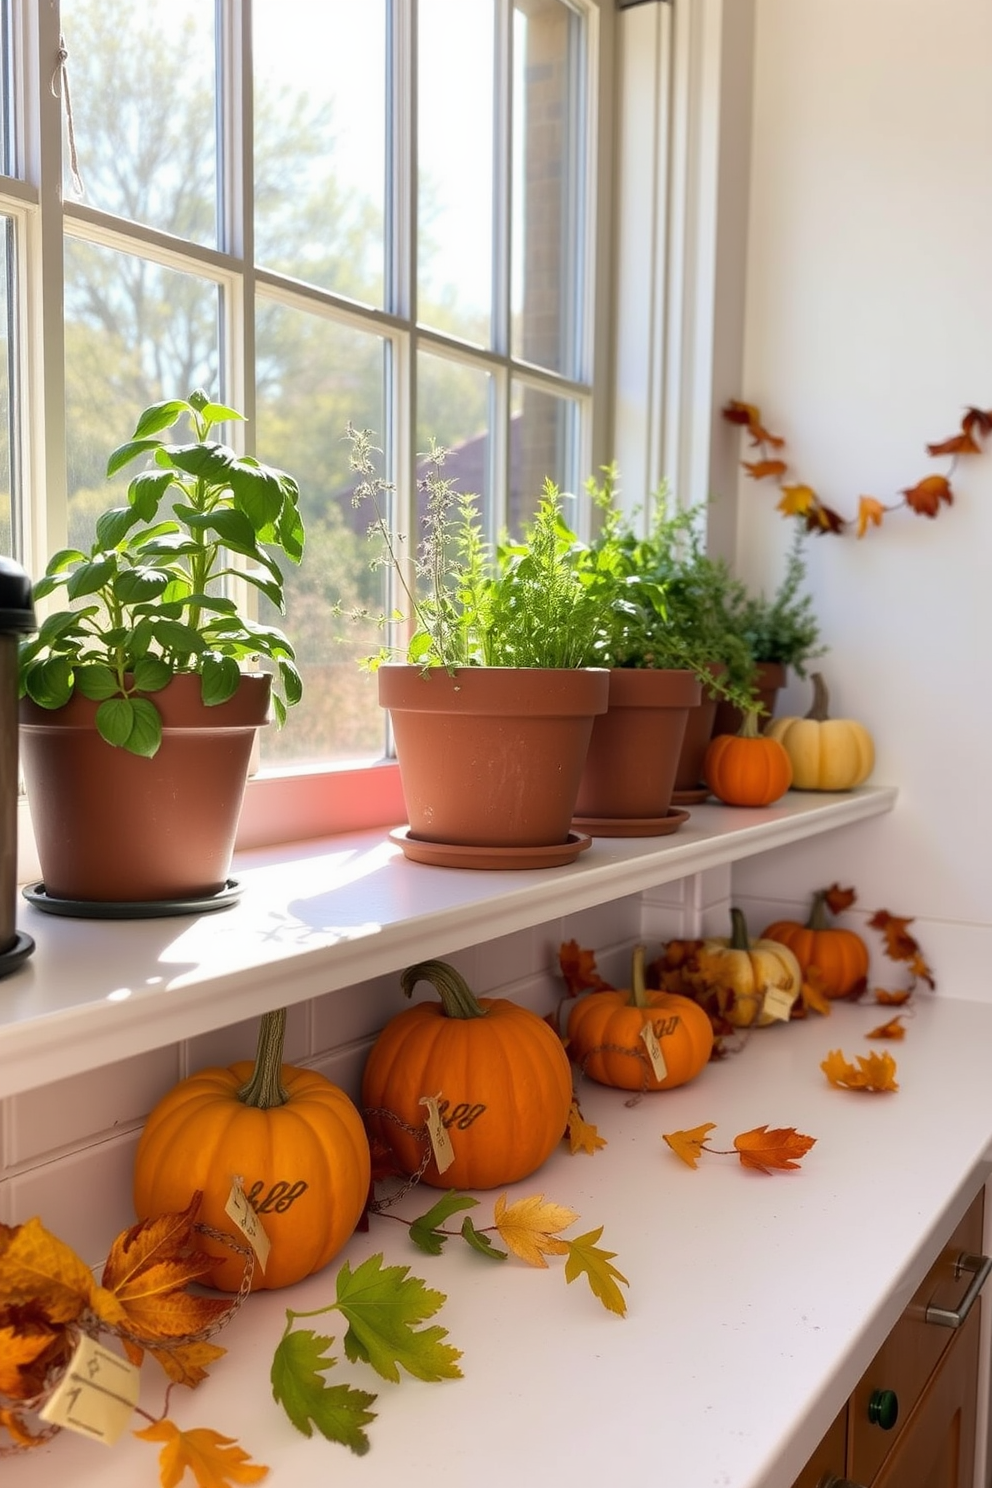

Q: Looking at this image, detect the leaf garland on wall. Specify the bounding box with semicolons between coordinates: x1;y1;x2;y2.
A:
722;399;992;537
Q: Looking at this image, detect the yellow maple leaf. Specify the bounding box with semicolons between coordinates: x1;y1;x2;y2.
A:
800;968;833;1016
0;1327;54;1397
564;1227;629;1317
566;1097;607;1155
0;1216;102;1324
821;1047;899;1092
857;495;887;537
662;1122;717;1169
733;1125;816;1174
128;1340;229;1389
134;1419;268;1488
493;1193;578;1268
867;1015;907;1040
777;483;817;517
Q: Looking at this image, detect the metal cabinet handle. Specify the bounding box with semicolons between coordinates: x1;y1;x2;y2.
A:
924;1251;992;1328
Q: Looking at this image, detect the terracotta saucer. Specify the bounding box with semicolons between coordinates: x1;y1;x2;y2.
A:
388;827;592;871
671;786;711;806
570;806;691;838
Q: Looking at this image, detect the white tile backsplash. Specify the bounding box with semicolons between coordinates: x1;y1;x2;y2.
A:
6;1129;142;1268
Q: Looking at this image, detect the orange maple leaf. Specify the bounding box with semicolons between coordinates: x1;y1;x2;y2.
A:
134;1419;268;1487
662;1123;717;1170
926;430;981;457
566;1097;607;1156
902;473;952;517
867;910;919;963
908;951;936;990
745;458;788;482
961;407;992;437
558;940;613;997
800;968;832;1017
0;1405;47;1448
102;1194;233;1349
777;483;817;516
0;1326;54;1398
0;1216;104;1324
823;883;857;915
822;1047;899;1092
857;496;887;537
874;987;913;1006
733;1125;816;1174
806;501;846;535
867;1016;907;1040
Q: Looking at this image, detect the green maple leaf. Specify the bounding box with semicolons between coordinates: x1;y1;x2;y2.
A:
409;1192;479;1255
270;1327;378;1456
335;1253;464;1383
563;1227;629;1316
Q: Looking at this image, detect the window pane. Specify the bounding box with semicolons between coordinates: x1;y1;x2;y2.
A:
418;0;494;346
60;0;217;245
512;0;584;376
254;0;386;307
509;382;579;537
0;221;9;555
416;351;491;514
255;305;386;767
64;239;219;552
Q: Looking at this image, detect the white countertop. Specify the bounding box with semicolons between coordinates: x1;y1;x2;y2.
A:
8;992;992;1488
1;786;895;1098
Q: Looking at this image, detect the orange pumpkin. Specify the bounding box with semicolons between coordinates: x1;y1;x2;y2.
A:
763;888;870;999
704;708;793;806
361;959;573;1189
566;944;713;1091
133;1009;371;1292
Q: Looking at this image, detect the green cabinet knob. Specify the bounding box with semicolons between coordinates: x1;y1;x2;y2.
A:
868;1387;899;1430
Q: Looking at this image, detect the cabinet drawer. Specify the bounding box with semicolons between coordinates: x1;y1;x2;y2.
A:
848;1189;985;1484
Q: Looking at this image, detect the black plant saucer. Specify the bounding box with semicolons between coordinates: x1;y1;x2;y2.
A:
22;879;243;920
0;930;35;978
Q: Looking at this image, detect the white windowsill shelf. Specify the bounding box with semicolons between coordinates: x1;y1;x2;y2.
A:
1;786;896;1101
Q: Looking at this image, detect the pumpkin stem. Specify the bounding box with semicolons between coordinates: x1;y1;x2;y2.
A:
807;889;831;931
237;1008;290;1108
400;959;488;1019
737;707;764;739
804;672;830;722
729;906;752;951
629;943;649;1008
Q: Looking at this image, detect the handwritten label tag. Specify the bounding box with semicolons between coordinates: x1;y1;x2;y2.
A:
225;1176;271;1272
640;1023;668;1081
420;1094;455;1173
762;986;795;1023
39;1335;140;1445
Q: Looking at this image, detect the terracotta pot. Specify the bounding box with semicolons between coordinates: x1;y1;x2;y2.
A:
711;660;787;739
572;668;700;821
378;664;609;848
19;673;270;902
674;662;725;794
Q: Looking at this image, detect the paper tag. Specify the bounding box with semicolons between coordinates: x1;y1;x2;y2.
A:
640;1022;668;1081
762;985;795;1022
225;1176;271;1272
39;1334;141;1445
420;1094;455;1173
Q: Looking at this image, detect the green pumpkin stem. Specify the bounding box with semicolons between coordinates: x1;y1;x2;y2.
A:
729;906;752;951
237;1008;290;1108
805;672;830;722
401;959;488;1019
807;889;831;931
737;707;764;739
629;943;650;1008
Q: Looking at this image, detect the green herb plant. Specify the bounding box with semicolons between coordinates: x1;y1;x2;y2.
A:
343;425;617;671
722;521;826;678
19;390;305;757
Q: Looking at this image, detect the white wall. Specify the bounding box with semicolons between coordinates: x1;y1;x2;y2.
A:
730;0;992;998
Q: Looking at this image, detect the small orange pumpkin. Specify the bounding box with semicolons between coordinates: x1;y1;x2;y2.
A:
704;708;793;806
361;960;573;1190
133;1009;371;1292
566;944;713;1091
763;888;869;999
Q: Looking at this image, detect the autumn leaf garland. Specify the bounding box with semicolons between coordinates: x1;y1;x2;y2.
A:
723;398;992;537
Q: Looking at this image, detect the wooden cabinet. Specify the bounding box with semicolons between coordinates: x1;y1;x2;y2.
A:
793;1189;989;1488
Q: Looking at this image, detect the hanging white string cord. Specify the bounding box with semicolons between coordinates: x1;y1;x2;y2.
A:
51;34;85;198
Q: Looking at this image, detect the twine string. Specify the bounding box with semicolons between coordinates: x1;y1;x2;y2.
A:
51;34;85;198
